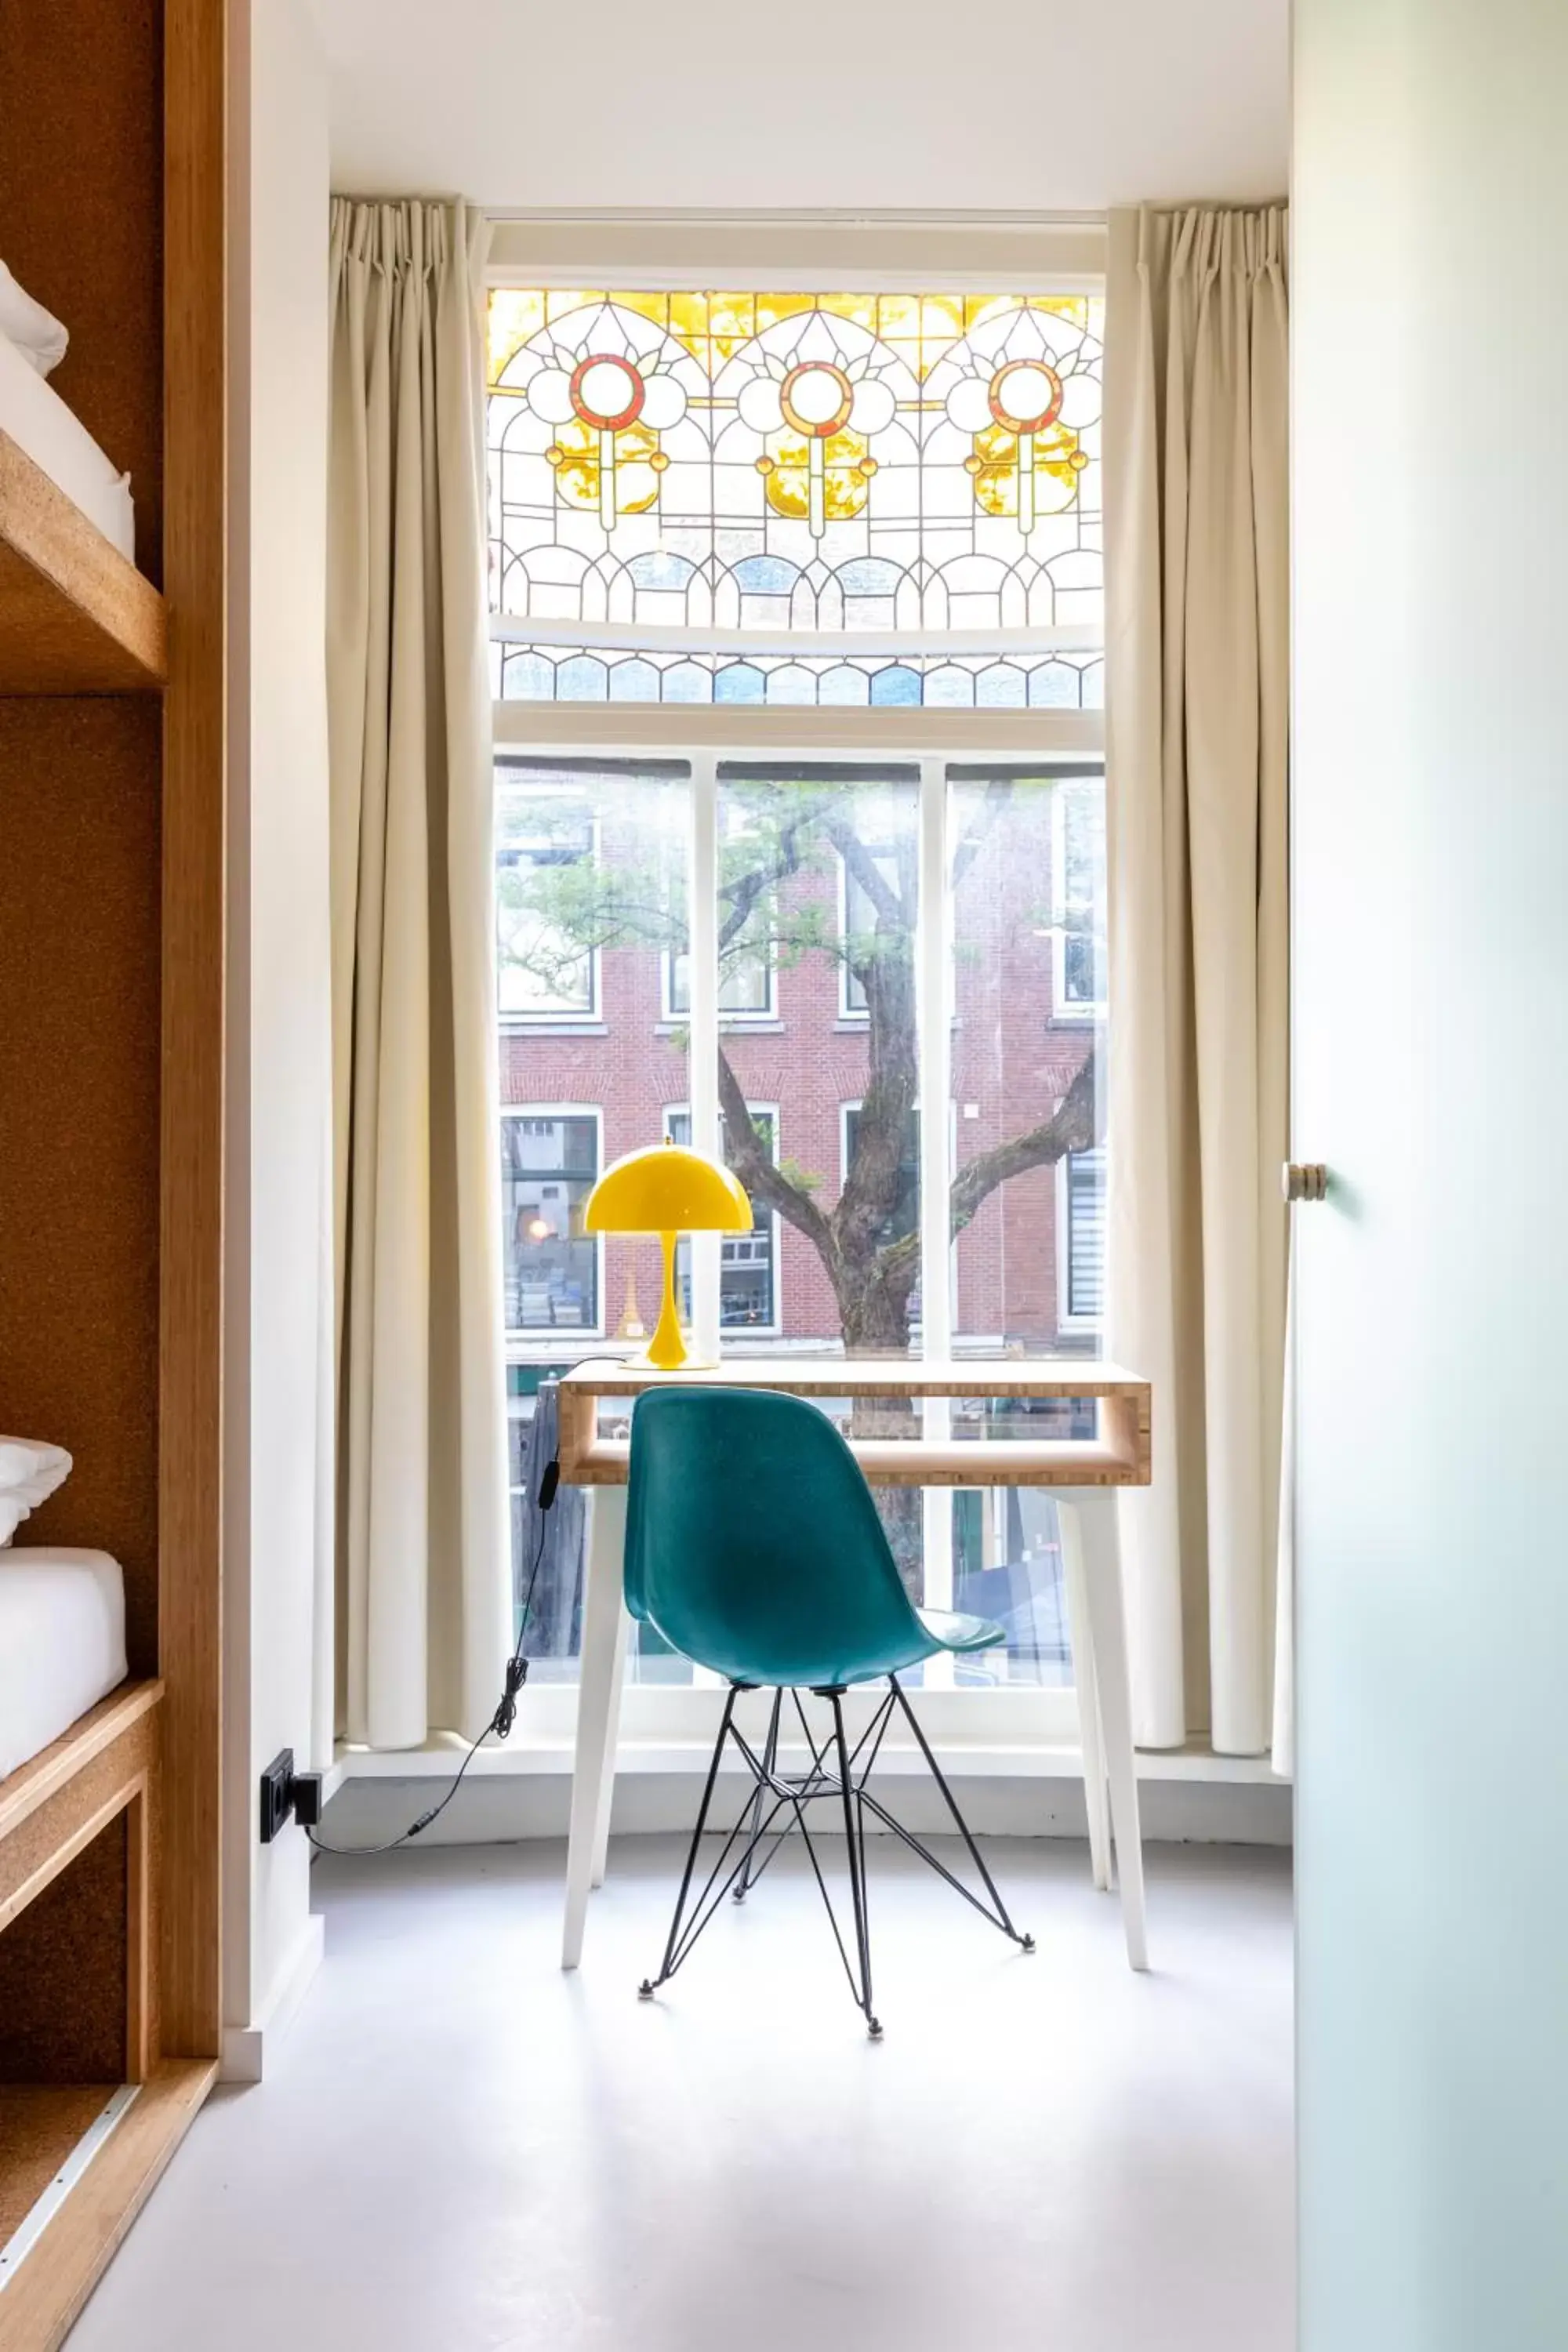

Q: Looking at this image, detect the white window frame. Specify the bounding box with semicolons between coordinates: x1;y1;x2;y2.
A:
495;783;604;1030
836;840;909;1024
499;1102;605;1345
493;739;1104;1749
486;222;1107;1757
1055;1144;1105;1338
1049;775;1108;1025
665;1100;783;1338
663;789;780;1024
660;942;775;1026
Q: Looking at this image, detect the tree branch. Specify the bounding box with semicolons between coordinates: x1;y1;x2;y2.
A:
947;1050;1101;1236
821;816;903;926
717;1047;834;1256
717;807;822;953
950;775;1014;890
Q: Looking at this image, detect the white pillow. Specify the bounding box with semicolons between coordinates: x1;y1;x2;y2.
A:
0;260;68;377
0;1439;72;1512
0;331;136;561
0;1497;23;1547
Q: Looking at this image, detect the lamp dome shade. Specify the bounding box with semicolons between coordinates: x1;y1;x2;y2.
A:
584;1140;752;1236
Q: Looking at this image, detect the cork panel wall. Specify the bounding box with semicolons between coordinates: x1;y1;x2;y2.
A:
0;1818;129;2083
0;2084;120;2244
0;0;164;579
0;699;162;1675
0;0;168;1682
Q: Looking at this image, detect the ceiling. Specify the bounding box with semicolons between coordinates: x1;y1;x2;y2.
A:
309;0;1290;214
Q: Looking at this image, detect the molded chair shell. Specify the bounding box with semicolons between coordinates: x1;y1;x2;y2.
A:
624;1385;1004;1690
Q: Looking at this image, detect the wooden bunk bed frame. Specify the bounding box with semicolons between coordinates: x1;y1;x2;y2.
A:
0;3;227;2344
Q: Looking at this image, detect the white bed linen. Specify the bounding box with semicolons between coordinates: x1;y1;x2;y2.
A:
0;1549;128;1782
0;260;68;375
0;328;135;560
0;1434;71;1515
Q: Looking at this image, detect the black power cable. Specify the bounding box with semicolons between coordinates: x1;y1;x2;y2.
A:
304;1393;577;1858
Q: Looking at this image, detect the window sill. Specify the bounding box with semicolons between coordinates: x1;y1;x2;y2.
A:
500;1022;608;1039
833;1016;961;1033
322;1733;1285;1806
505;1333;606;1352
655;1019;785;1036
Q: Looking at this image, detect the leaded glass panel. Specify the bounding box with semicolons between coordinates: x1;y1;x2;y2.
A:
492;642;1104;710
487;288;1103;692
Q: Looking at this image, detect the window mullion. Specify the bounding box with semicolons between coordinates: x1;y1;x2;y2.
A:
688;751;722;1362
917;755;956;1633
916;753;954;1362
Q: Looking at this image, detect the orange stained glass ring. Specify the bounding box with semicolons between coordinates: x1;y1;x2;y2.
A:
779;360;854;439
988;358;1064;437
571;354;646;433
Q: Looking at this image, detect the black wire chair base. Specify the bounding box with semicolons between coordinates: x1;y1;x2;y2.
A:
637;1675;1034;2036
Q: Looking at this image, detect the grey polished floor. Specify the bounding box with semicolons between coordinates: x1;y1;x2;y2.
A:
69;1835;1294;2351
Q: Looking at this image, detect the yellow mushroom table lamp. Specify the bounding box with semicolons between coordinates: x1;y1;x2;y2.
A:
583;1140;752;1372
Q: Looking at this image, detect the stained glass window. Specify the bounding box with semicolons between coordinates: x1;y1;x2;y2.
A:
487;289;1102;707
492;642;1104;710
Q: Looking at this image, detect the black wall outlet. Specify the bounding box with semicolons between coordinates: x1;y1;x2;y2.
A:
260;1748;296;1844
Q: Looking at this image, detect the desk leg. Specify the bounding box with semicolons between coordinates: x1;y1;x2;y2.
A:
1064;1489;1149;1972
563;1483;628;1970
1058;1504;1112;1892
590;1599;630;1889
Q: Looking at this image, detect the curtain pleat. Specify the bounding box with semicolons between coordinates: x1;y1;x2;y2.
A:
326;198;509;1748
1105;205;1291;1757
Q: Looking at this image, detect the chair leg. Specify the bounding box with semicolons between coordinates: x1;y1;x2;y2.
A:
640;1685;740;1998
829;1693;880;2040
637;1677;1031;2035
733;1688;782;1904
876;1679;1035;1952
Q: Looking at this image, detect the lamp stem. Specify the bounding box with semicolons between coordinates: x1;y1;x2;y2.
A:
647;1229;687;1370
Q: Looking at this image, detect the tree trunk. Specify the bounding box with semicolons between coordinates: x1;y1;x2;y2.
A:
837;1247;925;1599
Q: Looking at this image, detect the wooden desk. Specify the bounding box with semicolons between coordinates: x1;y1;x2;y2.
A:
557;1356;1152;1975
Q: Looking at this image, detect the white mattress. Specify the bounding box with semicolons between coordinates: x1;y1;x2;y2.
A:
0;1549;128;1782
0;328;136;561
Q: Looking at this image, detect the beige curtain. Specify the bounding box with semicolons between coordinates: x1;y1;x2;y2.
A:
326;198;509;1748
1104;205;1290;1756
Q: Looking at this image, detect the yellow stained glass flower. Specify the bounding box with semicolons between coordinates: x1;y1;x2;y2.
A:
760;430;873;522
548;419;664;516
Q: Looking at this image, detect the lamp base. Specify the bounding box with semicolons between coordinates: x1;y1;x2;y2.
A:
623;1348;720;1374
638;1229;707;1372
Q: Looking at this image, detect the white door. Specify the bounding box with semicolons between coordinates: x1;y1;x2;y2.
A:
1294;3;1568;2347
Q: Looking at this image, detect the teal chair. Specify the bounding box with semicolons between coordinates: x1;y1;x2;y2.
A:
626;1385;1034;2036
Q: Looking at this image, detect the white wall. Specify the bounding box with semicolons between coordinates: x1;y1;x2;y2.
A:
1293;2;1568;2344
223;0;332;2078
309;0;1289;210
